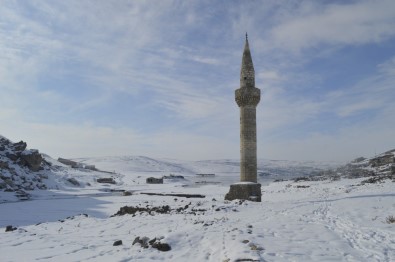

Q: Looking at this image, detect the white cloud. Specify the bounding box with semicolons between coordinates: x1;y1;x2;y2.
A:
270;0;395;52
336;100;381;117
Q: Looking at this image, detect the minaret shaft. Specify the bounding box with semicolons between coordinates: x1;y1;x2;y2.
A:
240;105;257;182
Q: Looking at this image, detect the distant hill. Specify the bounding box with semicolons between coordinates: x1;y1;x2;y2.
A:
75;155;341;180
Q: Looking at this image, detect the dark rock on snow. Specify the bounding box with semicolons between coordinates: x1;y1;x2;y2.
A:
5;225;17;232
113;240;123;246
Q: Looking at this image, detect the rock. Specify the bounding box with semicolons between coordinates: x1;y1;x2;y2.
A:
0;160;9;169
132;236;171;251
250;244;264;251
96;178;116;184
21;150;43;171
67;178;80;186
133;236;150;248
16;190;30;200
5;153;18;161
151;242;171;251
163;174;185;179
0;182;7;189
146;177;163;184
12;141;27;152
123;191;132;196
113;240;123;246
112;205;171;217
5;225;17;232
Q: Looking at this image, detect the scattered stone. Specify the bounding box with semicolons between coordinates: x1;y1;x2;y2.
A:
146;177;163;184
12;141;27;151
293;177;310;182
0;160;9;169
112;203;202;217
5;153;18;161
140;192;205;198
295;185;310;188
5;225;17;232
15;190;30;200
151;241;171;251
385;215;395;224
67;178;80;186
359;174;394;185
132;236;150;248
112;205;171;217
133;236;171;251
113;240;123;246
250;244;264;251
96;178;116;184
163;174;184;179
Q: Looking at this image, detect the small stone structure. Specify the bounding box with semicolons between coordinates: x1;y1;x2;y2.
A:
146;177;163;184
58;158;96;170
225;34;261;202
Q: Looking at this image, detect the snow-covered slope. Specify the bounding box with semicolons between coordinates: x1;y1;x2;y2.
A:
0;135;126;202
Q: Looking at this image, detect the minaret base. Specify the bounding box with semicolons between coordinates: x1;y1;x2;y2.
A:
225;182;261;202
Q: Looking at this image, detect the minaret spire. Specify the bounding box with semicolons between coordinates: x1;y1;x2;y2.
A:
240;33;255;88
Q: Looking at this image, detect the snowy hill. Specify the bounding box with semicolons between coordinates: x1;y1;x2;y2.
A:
307;149;395;182
0;135;125;202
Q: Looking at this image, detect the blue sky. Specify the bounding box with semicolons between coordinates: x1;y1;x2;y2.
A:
1;0;395;162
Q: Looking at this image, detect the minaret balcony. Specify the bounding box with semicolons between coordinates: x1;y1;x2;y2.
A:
235;87;260;107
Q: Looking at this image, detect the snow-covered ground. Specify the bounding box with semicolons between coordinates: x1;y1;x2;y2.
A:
0;156;394;262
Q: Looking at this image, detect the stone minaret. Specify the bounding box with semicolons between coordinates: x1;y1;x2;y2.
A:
225;34;261;202
236;33;260;183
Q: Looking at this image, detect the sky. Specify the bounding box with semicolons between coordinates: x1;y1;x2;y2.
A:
1;0;395;162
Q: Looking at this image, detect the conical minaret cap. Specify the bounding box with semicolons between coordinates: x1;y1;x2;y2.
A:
240;33;255;88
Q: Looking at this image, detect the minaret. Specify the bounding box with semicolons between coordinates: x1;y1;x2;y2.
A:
236;33;260;182
225;34;261;202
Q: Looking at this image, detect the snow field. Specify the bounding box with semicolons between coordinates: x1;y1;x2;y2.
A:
1;176;394;262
